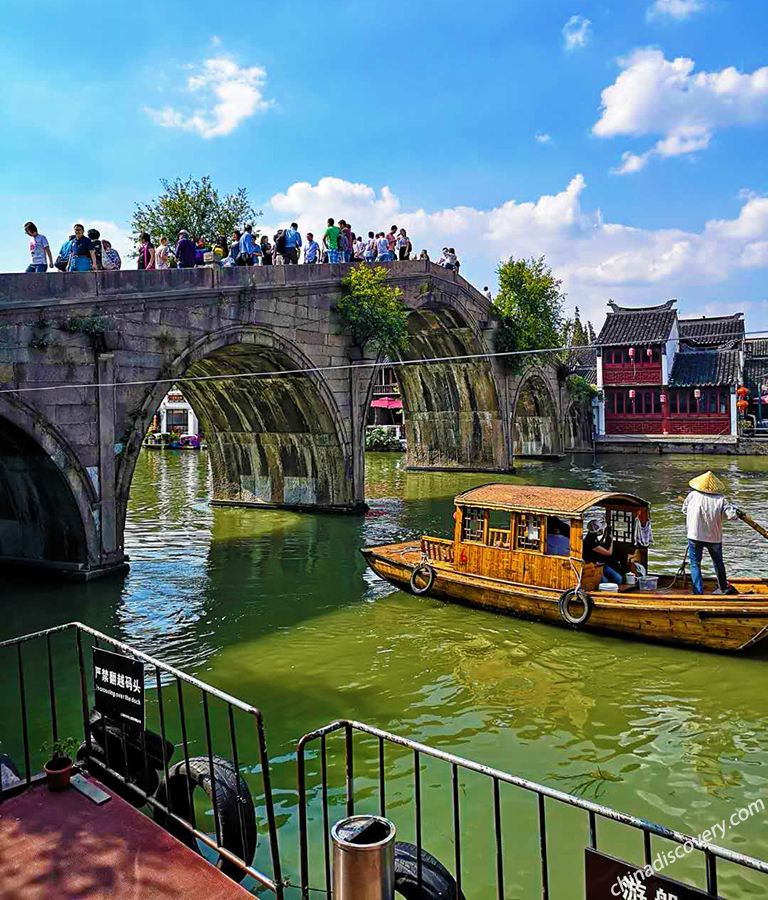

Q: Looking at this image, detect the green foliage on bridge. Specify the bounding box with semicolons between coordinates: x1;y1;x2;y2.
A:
337;266;410;357
492;255;566;373
132;176;260;252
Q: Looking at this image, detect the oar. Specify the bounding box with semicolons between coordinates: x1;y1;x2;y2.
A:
736;509;768;542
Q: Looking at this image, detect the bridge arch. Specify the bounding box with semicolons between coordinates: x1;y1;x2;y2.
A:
0;396;98;572
117;326;355;538
366;293;509;471
564;397;594;452
510;369;562;458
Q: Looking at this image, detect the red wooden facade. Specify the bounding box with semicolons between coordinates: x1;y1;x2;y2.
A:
601;347;662;386
604;381;732;435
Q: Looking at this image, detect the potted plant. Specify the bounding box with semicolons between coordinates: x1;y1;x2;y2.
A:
41;737;80;791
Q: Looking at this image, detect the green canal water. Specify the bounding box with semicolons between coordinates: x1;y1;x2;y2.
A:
4;450;768;898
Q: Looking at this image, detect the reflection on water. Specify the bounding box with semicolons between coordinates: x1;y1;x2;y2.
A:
4;448;768;898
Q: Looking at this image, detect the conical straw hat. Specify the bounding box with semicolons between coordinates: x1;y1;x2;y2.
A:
689;471;726;494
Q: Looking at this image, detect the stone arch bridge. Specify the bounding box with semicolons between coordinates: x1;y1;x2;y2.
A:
0;261;587;578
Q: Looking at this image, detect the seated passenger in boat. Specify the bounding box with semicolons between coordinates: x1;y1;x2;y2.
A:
546;518;570;557
583;521;623;585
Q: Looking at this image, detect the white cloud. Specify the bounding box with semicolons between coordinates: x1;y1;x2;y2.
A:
535;132;553;144
264;176;768;327
563;15;592;51
144;54;273;139
647;0;705;21
594;49;768;172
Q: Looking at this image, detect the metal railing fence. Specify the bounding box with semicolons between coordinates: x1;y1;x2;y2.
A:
0;622;284;897
297;719;768;899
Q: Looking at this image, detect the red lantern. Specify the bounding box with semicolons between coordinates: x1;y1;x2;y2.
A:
737;386;749;398
737;399;749;412
628;347;635;359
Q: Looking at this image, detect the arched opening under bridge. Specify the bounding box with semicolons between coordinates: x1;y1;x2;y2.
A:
511;373;562;458
385;303;509;472
117;329;355;548
0;412;92;572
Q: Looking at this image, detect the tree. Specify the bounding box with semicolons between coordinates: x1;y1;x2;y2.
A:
492;255;566;372
131;176;260;250
587;321;597;344
571;306;588;348
336;266;410;357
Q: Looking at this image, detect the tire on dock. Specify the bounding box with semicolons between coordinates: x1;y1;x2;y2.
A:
154;755;257;883
394;841;466;899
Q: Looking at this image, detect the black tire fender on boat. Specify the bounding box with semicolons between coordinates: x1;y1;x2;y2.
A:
154;755;257;883
394;842;466;899
558;589;593;626
410;564;436;595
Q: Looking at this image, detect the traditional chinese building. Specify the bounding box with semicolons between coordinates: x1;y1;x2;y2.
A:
156;386;200;436
595;300;744;442
745;339;768;432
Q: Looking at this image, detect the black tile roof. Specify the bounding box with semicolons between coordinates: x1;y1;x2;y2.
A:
597;301;677;346
679;314;744;346
575;365;597;383
566;346;597;383
746;338;768;357
745;358;768;393
669;350;741;387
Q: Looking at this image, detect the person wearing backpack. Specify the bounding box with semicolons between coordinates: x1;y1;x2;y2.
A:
274;228;288;259
239;224;261;265
88;229;104;270
338;220;353;263
282;223;302;264
364;231;376;263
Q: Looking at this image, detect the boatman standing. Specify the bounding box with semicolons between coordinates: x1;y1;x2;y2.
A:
682;471;738;594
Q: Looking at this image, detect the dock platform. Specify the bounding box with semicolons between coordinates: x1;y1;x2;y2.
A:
0;777;254;899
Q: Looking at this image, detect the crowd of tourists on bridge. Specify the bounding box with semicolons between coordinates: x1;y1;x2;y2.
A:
22;220;462;275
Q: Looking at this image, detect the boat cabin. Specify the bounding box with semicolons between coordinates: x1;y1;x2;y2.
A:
425;485;650;592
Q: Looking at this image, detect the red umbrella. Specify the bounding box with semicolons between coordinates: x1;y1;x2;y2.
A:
371;397;403;409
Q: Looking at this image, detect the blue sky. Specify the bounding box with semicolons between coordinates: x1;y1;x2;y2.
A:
3;0;768;332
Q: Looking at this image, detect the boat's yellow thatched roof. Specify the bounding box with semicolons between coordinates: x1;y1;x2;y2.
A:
455;484;648;516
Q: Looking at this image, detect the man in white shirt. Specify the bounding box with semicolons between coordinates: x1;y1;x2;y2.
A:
682;471;738;594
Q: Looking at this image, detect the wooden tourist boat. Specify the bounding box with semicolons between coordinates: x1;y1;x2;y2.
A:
361;485;768;653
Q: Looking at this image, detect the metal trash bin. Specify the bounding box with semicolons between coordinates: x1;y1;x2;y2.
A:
331;814;397;899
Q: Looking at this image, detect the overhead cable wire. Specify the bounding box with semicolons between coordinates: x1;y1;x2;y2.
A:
0;330;766;396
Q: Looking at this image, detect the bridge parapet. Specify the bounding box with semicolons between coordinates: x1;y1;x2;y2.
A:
0;260;492;312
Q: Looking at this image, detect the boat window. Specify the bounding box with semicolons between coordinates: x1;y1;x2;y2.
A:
516;513;542;552
608;509;634;543
487;509;511;550
545;517;570;556
462;507;485;543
